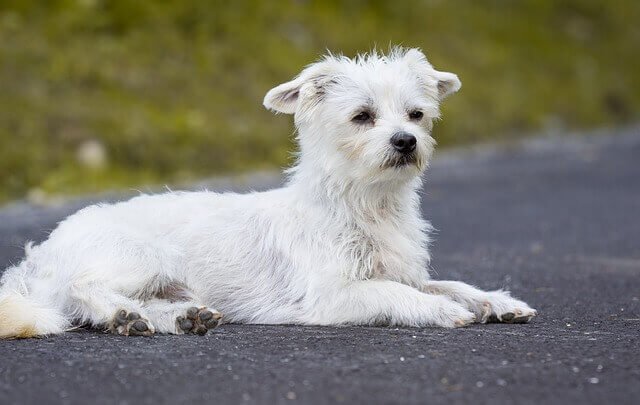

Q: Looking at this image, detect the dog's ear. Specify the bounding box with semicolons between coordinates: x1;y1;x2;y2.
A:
402;48;461;101
433;70;461;100
263;61;336;114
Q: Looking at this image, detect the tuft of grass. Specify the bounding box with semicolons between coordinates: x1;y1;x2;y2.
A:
0;0;638;203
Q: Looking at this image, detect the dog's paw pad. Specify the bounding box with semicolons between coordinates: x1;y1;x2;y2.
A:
488;308;537;324
501;312;515;321
177;307;222;335
110;310;154;336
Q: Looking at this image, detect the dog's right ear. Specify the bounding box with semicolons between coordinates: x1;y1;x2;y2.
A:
263;61;336;115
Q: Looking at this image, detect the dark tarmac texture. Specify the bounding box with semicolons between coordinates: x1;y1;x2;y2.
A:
1;128;639;404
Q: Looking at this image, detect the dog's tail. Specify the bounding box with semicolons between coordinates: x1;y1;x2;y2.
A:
0;263;67;339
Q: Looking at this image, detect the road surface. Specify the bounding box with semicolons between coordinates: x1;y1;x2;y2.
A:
1;127;639;404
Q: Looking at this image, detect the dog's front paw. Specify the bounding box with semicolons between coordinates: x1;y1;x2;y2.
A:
434;298;476;328
480;291;537;324
110;309;155;336
176;307;222;335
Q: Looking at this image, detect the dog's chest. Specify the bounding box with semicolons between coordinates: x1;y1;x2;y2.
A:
338;221;418;281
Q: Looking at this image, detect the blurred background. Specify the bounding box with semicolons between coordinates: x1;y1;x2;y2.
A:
0;0;638;204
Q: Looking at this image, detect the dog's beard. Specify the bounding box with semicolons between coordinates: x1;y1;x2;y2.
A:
381;151;421;170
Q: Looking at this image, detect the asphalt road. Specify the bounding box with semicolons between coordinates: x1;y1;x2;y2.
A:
1;128;639;404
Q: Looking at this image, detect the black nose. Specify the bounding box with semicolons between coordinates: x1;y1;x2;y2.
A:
390;132;417;154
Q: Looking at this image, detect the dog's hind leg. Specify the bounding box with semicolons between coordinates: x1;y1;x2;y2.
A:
421;280;537;324
143;298;222;335
141;282;222;335
69;282;155;336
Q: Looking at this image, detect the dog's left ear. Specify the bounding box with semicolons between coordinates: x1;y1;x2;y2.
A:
402;48;461;101
433;70;461;100
263;61;336;114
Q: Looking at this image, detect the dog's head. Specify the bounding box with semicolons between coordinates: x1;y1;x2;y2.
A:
264;48;460;184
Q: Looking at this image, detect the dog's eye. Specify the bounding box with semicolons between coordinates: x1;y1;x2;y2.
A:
409;110;424;120
352;111;372;123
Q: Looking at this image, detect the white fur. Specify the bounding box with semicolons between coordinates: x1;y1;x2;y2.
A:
0;48;536;338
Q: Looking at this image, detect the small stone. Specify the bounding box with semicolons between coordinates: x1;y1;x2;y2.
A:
286;391;297;400
588;377;599;384
476;381;484;388
76;139;107;169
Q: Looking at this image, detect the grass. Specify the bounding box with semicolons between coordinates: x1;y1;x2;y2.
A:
0;0;638;203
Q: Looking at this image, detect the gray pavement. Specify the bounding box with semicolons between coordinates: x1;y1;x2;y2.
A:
1;127;639;404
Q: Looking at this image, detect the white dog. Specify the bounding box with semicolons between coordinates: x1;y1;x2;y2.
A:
0;48;536;338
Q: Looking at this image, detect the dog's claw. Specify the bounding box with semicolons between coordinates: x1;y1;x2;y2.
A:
177;307;222;335
454;313;476;327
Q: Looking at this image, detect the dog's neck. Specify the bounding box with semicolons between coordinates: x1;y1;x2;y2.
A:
287;160;423;228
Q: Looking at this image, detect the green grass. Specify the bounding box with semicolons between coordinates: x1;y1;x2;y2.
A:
1;0;639;203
